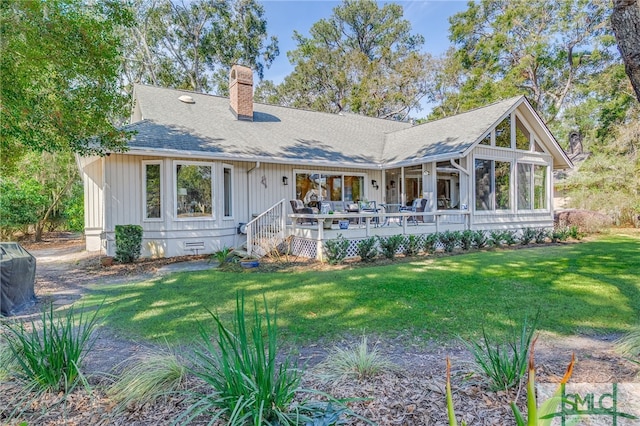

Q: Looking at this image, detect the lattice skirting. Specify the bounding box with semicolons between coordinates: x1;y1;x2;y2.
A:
292;234;444;259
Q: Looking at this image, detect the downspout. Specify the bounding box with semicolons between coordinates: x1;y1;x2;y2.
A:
247;161;260;218
450;158;469;175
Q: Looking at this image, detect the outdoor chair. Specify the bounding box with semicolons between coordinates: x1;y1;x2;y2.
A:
290;199;317;224
408;198;428;224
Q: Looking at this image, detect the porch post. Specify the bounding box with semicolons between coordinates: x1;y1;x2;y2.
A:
316;219;324;261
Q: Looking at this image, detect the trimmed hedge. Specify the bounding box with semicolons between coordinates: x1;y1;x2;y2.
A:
115;225;143;263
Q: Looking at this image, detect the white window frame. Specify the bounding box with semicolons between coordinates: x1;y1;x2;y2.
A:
142;160;163;222
516;161;550;212
222;164;234;219
473;157;514;214
293;169;368;201
173;160;214;221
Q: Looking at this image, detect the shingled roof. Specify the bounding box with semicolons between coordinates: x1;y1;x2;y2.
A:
127;84;571;169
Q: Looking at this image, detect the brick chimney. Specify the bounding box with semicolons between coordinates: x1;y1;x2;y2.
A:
229;64;253;121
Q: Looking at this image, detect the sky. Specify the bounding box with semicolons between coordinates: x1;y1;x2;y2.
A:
259;0;470;87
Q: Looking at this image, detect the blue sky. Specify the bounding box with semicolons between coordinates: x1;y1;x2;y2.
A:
260;0;470;85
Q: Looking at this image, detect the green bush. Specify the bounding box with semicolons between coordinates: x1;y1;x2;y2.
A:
488;230;504;247
2;304;101;393
115;224;143;263
377;234;403;259
520;227;536;245
324;234;350;265
423;233;439;253
534;228;548;244
356;236;378;262
439;230;459;253
550;226;570;243
502;230;518;246
180;294;302;425
403;234;421;257
472;230;488;248
460;230;474;251
462;315;537;392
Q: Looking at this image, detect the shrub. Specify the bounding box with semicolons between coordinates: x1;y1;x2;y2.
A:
460;230;474;251
115;224;143;263
534;228;548;244
550;226;570;243
488;230;504;247
324;234;350;265
554;209;612;234
3;304;101;393
356;236;378;262
423;233;439;253
180;294;302;425
318;335;396;381
108;347;188;411
520;227;536;245
502;230;518;246
615;324;640;359
472;230;488;249
377;234;403;259
439;230;459;253
568;225;584;240
210;246;234;265
403;235;421;257
462;315;537;392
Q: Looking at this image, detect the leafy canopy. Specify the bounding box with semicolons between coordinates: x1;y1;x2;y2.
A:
0;0;133;157
255;0;430;120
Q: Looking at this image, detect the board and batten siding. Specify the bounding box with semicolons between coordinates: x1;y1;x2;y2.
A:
249;164;382;216
79;156;104;251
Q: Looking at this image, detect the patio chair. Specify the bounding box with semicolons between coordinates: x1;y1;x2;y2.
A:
290;199;317;224
360;201;380;226
408;198;428;224
345;202;360;224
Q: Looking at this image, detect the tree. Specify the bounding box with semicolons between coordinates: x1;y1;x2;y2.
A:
611;0;640;102
435;0;615;125
0;151;81;241
255;0;430;120
0;0;133;160
121;0;278;95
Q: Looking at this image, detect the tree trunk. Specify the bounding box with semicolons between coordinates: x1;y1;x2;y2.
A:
612;0;640;102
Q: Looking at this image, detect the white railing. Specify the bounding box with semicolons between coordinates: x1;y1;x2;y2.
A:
246;199;287;258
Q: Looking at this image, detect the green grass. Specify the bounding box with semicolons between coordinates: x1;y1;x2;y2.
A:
81;233;640;345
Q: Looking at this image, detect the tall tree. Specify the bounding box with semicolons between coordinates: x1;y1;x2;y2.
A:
435;0;615;125
611;0;640;102
255;0;430;120
0;0;133;160
121;0;278;95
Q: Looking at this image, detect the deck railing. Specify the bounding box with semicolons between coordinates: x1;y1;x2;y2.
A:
246;199;287;257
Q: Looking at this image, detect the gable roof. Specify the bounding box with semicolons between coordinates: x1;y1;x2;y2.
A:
127;84;571;170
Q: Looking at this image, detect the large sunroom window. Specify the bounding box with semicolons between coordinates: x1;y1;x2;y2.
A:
517;163;547;210
176;163;212;218
475;159;511;211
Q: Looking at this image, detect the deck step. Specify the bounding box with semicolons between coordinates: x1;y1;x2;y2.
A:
233;248;249;258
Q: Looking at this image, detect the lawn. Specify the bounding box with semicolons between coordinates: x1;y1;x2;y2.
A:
82;232;640;345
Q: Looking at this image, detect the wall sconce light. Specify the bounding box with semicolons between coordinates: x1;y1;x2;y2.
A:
282;176;288;185
371;179;379;190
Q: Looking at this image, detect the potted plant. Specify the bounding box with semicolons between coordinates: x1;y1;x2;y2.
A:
323;211;334;229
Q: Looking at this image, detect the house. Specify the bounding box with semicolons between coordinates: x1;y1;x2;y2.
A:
77;64;572;259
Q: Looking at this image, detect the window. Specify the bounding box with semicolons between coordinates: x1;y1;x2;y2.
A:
534;165;547;209
479;132;491;145
495;116;511;148
223;166;232;217
495;161;511;209
144;162;162;220
517;163;532;210
295;172;364;203
515;116;531;150
475;159;511;211
175;163;212;218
